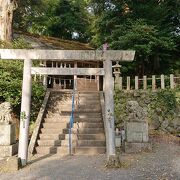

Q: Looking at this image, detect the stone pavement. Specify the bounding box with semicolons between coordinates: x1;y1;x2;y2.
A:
0;143;179;180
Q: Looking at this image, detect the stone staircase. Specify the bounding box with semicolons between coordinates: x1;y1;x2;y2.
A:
35;91;106;156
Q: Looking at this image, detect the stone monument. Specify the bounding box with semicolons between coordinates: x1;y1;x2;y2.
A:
124;101;152;153
0;102;18;158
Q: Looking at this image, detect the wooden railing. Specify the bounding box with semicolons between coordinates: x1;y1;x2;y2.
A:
114;74;180;90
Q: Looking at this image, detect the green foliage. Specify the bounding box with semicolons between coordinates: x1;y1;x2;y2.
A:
31;82;45;121
0;60;23;106
14;0;90;42
110;19;176;75
12;0;180;74
148;89;178;120
89;0;180;75
0;38;45;121
12;37;32;49
114;89;179;129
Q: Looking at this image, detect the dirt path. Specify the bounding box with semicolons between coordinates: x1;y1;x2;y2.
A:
0;142;179;180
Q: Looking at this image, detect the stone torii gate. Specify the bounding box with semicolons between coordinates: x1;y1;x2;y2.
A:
0;49;135;166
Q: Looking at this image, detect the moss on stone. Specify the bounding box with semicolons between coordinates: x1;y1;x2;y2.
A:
114;89;180;135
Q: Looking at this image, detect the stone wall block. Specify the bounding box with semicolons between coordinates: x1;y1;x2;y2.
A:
126;122;149;143
0;124;16;145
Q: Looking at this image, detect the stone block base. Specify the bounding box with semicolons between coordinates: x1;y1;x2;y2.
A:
115;136;122;147
0;124;16;145
126;122;149;143
0;142;18;158
0;156;20;172
124;142;152;153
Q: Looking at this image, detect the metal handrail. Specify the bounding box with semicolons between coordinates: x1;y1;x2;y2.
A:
69;80;76;155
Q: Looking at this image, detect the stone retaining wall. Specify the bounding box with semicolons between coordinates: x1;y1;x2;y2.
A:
114;89;180;135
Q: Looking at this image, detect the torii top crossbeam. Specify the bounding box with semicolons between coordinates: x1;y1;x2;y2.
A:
0;49;135;61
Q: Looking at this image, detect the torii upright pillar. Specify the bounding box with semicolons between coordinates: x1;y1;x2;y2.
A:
18;58;32;166
104;59;116;159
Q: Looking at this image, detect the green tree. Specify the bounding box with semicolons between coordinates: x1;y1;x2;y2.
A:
46;0;90;41
0;38;45;120
14;0;90;42
89;0;180;75
110;19;176;75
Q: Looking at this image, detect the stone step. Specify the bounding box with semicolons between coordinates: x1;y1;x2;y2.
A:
34;90;105;156
37;139;61;146
75;147;106;155
59;109;101;113
44;117;102;123
47;108;101;114
48;104;101;110
75;113;102;118
43;122;103;129
47;101;72;107
77;86;97;91
49;95;99;101
75;118;102;123
77;92;99;95
41;126;104;134
76;98;100;102
46;113;102;119
45;115;70;120
77;98;100;102
39;133;65;140
39;134;76;142
41;128;63;134
49;95;72;99
77;95;100;99
46;111;68;116
35;146;57;154
44;118;69;123
43;122;67;129
48;98;100;103
43;122;104;130
60;140;76;146
77;140;106;146
76;134;105;140
62;133;105;141
63;128;104;134
56;146;74;155
73;122;103;128
78;90;100;94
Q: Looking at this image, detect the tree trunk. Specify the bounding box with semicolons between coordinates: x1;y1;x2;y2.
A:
0;0;17;41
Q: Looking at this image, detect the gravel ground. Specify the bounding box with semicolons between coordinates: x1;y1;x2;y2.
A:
0;142;179;180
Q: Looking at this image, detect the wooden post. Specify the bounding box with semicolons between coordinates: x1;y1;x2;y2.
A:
143;76;147;90
127;76;130;90
64;79;66;89
161;74;165;89
97;62;100;91
43;75;47;88
152;75;156;90
103;61;105;91
135;76;138;90
170;74;174;89
18;59;32;166
104;59;115;159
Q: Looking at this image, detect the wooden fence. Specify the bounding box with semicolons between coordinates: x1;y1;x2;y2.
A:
114;74;180;90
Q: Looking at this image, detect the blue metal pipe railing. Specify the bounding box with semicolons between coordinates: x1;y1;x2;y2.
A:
69;80;76;155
